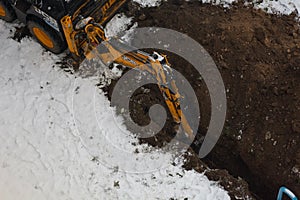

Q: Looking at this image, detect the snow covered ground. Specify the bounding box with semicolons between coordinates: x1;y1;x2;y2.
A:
0;19;230;200
201;0;300;16
133;0;161;7
136;0;300;17
253;0;300;17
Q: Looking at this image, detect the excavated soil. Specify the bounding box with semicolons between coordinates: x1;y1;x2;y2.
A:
117;1;300;199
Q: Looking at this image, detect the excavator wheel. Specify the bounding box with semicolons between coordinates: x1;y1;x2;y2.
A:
27;19;66;54
0;1;16;22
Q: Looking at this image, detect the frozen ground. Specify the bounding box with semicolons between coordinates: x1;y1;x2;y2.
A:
201;0;300;15
133;0;161;7
252;0;300;17
134;0;300;16
200;0;300;16
0;19;230;200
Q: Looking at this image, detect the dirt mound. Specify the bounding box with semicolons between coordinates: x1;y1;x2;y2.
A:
122;1;300;199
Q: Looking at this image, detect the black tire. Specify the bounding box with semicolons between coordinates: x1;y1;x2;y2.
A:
0;0;16;22
27;18;66;54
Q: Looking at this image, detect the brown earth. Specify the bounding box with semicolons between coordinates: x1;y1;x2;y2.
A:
120;1;300;199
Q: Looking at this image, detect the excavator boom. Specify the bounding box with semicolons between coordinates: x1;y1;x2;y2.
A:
60;5;194;140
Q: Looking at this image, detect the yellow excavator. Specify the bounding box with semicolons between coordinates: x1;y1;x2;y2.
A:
0;0;194;139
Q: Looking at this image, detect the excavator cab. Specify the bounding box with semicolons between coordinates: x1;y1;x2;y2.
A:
0;0;127;54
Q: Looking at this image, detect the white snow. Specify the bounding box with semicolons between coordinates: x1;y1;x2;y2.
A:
0;20;230;200
200;0;237;8
199;0;300;17
133;0;300;17
105;13;134;38
133;0;161;8
252;0;300;17
104;13;138;43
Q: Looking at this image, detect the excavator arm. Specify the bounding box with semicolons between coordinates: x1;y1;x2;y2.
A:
60;13;194;140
